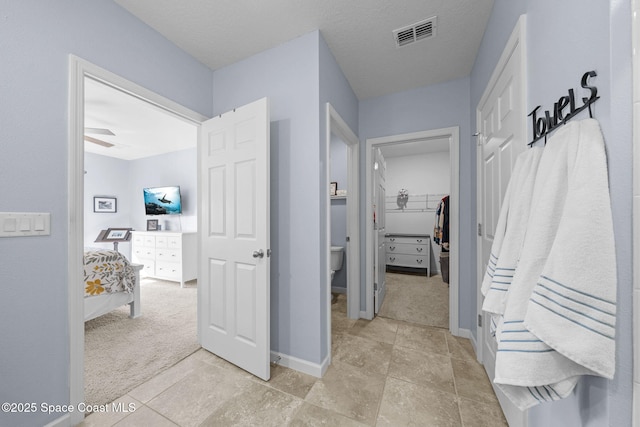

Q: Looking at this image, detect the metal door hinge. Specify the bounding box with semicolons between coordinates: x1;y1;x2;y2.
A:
374;282;378;291
477;223;482;236
478;314;482;327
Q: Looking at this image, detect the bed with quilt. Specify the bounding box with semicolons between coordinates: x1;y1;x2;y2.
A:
83;249;143;321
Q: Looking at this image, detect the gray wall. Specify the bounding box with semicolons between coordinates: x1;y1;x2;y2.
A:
84;153;133;258
84;149;197;261
470;1;632;425
0;2;212;426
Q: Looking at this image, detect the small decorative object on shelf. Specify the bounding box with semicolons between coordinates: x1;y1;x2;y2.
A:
330;182;338;196
147;219;159;231
396;189;409;209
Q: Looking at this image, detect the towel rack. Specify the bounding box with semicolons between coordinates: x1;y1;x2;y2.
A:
527;70;599;147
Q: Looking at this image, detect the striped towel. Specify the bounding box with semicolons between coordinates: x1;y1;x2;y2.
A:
481;147;543;323
493;119;616;410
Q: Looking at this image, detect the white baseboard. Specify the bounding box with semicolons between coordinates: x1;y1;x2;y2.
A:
270;351;330;378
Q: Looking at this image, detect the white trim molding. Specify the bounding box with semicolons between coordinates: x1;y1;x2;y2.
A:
271;351;329;378
364;127;460;336
67;55;206;427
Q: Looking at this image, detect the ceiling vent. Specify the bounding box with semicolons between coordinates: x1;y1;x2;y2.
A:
393;16;437;48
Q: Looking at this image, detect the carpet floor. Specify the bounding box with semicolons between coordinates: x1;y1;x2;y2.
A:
84;278;199;407
378;271;449;328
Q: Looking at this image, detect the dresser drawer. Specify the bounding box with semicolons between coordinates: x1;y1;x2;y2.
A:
133;247;156;260
386;243;427;256
155;235;168;248
387;254;428;268
156;248;181;262
139;261;155;277
143;235;156;247
167;235;182;249
156;261;182;279
385;235;429;245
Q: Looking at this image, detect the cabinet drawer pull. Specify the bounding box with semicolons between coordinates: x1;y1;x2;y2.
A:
389;246;396;251
416;247;423;252
416;259;423;264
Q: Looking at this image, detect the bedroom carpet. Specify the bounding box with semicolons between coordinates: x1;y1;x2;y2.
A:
84;278;199;408
378;271;449;329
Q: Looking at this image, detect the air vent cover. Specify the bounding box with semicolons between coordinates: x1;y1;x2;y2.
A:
393;16;437;48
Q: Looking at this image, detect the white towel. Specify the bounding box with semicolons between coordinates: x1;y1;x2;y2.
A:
493;118;616;410
481;147;543;320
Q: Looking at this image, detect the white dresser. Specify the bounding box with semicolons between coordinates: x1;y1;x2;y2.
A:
385;233;430;276
131;231;197;287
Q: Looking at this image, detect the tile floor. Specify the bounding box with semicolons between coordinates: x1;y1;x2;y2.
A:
81;294;507;426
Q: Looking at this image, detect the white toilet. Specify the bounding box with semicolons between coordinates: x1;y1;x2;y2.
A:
330;246;344;281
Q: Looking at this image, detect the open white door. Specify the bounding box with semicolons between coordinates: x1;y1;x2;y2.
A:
198;97;270;380
373;148;387;314
477;17;527;427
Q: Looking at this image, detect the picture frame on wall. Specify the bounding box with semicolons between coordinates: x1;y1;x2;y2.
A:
147;219;159;231
94;196;117;213
330;182;338;196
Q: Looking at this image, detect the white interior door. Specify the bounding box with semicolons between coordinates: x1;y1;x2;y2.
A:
198;97;270;380
374;148;387;314
477;18;527;427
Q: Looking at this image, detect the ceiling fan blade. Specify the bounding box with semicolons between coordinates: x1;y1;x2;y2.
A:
85;127;115;136
84;135;115;148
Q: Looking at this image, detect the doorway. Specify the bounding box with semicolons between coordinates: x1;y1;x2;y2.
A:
68;55;206;426
325;103;360;362
365;127;460;336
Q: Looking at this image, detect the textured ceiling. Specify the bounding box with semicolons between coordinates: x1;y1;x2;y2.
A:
89;1;494;160
114;0;494;100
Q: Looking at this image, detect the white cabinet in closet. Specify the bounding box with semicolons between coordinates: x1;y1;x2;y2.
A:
385;233;430;276
131;231;197;287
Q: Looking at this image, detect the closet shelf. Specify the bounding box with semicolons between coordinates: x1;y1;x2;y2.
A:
385;193;447;212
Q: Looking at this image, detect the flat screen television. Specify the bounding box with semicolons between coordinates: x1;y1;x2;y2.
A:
143;186;182;215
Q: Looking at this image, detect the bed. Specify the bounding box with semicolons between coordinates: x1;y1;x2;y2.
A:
83;249;143;321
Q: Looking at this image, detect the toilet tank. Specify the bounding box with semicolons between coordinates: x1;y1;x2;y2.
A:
330;246;344;271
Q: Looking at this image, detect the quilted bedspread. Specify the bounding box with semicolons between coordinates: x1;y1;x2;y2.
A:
83;250;137;297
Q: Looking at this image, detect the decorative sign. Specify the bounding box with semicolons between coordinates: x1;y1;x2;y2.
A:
528;70;599;146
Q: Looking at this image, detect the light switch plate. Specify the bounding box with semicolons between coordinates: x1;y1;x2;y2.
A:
0;212;50;237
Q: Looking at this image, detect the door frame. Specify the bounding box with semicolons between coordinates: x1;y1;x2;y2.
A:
68;55;207;426
364;127;460;336
325;103;360;324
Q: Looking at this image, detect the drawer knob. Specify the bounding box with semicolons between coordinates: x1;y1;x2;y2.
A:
416;247;423;252
389;246;395;251
390;257;395;262
417;239;423;243
417;259;423;264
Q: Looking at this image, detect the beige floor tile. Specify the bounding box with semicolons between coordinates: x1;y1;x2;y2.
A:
199;381;303;426
451;358;499;405
305;361;386;426
379;273;449;329
333;333;393;376
79;395;143;427
290;402;369;426
388;346;456;394
377;377;461;427
332;311;357;335
190;347;254;378
332;293;348;314
348;316;398;345
113;405;178;427
458;396;508;427
446;334;476;361
395;322;449;355
147;363;253;427
127;354;203;403
261;363;318;399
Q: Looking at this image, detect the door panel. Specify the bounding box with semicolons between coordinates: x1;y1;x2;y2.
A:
374;149;387;314
477;28;527;426
199;97;270;380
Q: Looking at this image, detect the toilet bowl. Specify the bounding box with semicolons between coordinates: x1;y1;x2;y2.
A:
331;246;344;281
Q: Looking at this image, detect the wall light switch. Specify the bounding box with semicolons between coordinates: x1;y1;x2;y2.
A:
0;213;50;237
